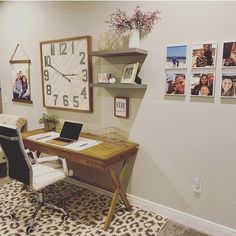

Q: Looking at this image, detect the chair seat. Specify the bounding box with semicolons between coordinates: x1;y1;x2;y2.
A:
32;164;66;190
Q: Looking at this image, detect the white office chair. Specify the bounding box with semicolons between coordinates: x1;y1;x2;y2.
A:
0;124;70;234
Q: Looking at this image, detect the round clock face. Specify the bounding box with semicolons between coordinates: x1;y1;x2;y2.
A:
40;36;92;112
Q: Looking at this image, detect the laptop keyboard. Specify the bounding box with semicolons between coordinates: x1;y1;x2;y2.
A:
54;137;74;143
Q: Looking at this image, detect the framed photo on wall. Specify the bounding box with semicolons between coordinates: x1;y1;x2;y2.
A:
190;73;215;97
192;43;217;68
11;61;32;103
165;73;186;95
221;73;236;97
222;42;236;67
121;62;139;84
114;96;129;118
166;45;187;69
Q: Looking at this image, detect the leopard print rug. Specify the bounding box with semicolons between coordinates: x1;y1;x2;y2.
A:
0;180;167;236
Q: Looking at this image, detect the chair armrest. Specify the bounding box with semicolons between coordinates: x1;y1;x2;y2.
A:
26;150;38;164
37;156;60;163
37;156;73;176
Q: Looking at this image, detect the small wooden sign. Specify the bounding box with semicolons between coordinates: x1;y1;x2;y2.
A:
114;96;129;118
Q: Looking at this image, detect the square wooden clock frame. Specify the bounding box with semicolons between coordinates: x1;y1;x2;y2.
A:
114;96;129;118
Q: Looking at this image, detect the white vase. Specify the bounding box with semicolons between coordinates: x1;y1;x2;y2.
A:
128;29;140;48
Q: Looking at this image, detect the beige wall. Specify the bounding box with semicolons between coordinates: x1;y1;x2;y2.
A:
0;1;235;229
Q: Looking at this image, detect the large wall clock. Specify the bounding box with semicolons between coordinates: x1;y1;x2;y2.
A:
40;36;93;112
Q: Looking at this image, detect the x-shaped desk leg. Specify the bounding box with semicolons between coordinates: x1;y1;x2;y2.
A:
104;159;132;231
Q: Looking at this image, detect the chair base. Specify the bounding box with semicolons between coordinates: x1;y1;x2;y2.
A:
9;191;69;234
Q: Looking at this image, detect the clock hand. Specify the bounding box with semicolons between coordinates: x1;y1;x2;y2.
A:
62;73;78;76
48;64;71;82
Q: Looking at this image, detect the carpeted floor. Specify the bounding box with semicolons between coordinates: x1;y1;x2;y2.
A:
0;179;168;236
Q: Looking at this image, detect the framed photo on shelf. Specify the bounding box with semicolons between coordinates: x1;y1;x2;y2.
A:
192;43;217;68
114;96;129;118
190;73;215;97
121;62;139;84
11;61;32;103
166;45;187;69
222;42;236;67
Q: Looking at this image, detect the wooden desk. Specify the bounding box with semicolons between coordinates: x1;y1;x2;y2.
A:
22;129;138;230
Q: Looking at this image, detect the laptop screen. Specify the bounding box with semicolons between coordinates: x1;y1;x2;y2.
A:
60;121;83;140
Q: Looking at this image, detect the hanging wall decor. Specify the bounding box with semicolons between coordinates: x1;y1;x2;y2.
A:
192;43;217;68
10;44;33;104
114;96;129;118
221;73;236;97
222;42;236;67
165;73;186;96
40;36;93;112
166;45;187;69
190;73;215;97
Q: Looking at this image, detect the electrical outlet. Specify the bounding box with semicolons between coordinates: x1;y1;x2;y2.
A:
193;177;202;193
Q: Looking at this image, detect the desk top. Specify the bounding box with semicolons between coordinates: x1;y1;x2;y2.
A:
22;129;138;168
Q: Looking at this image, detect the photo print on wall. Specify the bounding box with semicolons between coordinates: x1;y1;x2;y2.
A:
192;43;217;68
222;42;236;67
165;73;186;95
221;73;236;97
166;45;187;69
190;73;215;97
11;62;32;103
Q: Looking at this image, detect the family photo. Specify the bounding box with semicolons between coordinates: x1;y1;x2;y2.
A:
165;73;186;95
12;63;31;101
190;73;215;96
166;45;187;69
192;43;217;68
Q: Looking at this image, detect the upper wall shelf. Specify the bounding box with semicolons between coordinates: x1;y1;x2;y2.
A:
90;83;147;89
91;48;148;57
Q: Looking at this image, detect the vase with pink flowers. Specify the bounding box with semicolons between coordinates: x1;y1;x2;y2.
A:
105;6;161;48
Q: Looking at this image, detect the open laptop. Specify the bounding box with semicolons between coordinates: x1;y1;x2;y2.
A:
46;121;83;146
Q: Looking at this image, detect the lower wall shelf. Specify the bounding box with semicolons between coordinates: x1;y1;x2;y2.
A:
90;83;147;89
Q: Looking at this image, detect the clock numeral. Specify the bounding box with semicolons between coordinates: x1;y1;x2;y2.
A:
80;52;86;64
44;56;51;67
46;85;52;95
73;96;79;107
81;87;87;99
63;95;69;106
82;69;88;82
72;41;75;54
59;42;67;55
51;44;55;56
53;94;58;105
44;70;49;81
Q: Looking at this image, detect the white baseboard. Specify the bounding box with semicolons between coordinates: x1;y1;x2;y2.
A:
128;194;236;236
66;178;236;236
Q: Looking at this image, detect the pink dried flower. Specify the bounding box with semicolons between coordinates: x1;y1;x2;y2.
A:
105;6;161;34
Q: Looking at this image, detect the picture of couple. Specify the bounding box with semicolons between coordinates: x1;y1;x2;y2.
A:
12;63;31;101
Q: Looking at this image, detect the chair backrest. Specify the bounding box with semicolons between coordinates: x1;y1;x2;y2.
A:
0;114;27;131
0;124;31;186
